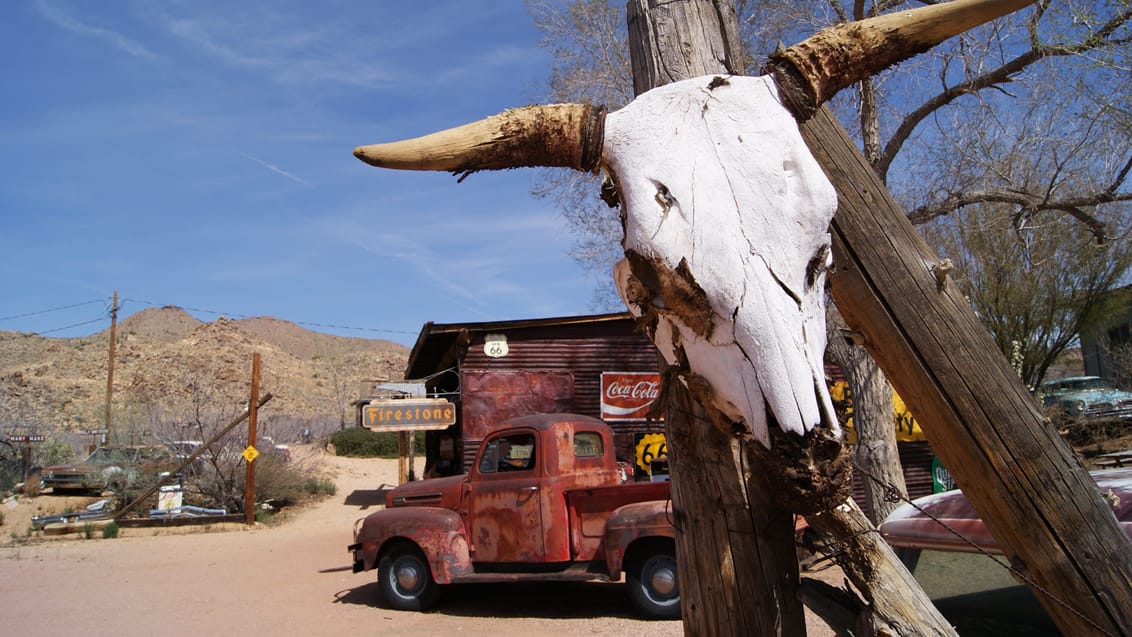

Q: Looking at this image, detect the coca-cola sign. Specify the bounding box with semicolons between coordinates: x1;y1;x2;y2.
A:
601;372;661;422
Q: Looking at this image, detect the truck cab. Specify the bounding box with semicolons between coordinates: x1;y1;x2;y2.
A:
349;413;678;618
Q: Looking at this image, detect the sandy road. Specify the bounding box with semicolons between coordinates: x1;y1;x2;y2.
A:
0;448;833;636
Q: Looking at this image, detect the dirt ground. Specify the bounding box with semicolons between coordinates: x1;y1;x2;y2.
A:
0;446;839;636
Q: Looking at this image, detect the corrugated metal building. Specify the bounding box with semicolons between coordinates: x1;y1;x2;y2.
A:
401;311;935;502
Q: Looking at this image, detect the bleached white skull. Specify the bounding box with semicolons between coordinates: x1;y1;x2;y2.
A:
605;75;837;445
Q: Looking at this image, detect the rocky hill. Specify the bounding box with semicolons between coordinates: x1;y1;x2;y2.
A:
0;307;409;441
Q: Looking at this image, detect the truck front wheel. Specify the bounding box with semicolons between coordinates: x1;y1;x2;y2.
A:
377;544;440;611
626;546;680;620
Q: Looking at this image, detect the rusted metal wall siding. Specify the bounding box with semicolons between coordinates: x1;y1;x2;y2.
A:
458;327;659;469
460;370;576;470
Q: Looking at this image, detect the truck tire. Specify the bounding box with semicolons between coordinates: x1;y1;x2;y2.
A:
377;544;440;611
626;545;680;620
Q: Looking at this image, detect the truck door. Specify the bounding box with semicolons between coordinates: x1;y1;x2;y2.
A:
468;431;544;562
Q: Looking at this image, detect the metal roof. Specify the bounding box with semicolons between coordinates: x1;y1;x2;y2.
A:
405;312;637;379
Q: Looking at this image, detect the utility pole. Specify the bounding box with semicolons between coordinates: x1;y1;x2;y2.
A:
245;353;261;525
104;290;118;445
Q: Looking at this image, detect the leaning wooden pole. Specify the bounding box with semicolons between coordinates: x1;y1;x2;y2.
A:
787;103;1132;635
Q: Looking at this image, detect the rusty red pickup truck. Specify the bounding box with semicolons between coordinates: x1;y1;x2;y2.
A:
348;412;679;619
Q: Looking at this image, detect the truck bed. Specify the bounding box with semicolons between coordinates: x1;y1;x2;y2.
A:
565;480;670;548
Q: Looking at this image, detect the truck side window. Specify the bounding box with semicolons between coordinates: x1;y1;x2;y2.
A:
479;433;536;473
573;432;603;458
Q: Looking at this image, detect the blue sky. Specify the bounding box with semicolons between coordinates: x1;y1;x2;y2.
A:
0;1;603;347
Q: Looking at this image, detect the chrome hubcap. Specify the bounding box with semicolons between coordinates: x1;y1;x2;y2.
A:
395;562;421;592
650;565;676;597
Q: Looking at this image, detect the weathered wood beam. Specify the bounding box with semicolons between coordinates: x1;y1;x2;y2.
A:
797;104;1132;636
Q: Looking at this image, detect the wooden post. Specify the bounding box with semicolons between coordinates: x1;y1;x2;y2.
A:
398;431;408;485
104;290;117;444
626;2;813;634
245;353;261;525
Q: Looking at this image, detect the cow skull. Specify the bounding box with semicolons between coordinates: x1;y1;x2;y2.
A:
604;75;836;445
353;0;1035;446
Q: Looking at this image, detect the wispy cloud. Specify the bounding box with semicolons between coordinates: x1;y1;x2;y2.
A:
163;13;395;89
233;150;313;188
33;0;157;59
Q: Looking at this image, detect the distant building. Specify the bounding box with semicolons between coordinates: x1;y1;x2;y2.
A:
401;312;661;476
1081;285;1132;387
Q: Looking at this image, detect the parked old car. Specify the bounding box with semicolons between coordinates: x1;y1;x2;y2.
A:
879;468;1132;636
42;446;176;493
349;413;677;619
1040;375;1132;422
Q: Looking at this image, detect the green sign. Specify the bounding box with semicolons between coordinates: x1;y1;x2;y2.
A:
931;456;957;493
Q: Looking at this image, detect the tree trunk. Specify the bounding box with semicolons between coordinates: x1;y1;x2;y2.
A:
826;311;907;525
795;103;1132;636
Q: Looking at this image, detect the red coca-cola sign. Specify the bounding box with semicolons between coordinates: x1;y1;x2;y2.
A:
601;372;661;422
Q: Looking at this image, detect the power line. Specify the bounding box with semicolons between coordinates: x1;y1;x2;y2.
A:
36;317;109;335
0;299;106;322
1;295;417;340
122;297;416;337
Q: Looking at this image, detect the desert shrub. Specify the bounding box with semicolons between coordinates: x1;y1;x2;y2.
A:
82;523;95;539
102;521;119;539
304;477;336;496
251;455;307;508
330;428;425;458
36;437;78;466
0;461;18;494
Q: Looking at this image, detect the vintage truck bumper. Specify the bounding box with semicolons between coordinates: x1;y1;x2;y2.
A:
347;543;365;573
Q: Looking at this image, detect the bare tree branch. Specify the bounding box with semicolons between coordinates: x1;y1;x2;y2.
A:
877;6;1132;178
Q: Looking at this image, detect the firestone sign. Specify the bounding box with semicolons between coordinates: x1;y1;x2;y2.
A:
601;372;661;422
363;398;457;432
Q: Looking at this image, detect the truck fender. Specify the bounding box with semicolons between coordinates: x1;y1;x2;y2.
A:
602;500;675;575
355;507;473;583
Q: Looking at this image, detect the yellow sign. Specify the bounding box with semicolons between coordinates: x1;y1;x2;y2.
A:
242;445;260;462
831;380;926;443
363;398;457;432
634;433;668;473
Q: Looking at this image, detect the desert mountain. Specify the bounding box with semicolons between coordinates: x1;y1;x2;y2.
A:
0;307;409;440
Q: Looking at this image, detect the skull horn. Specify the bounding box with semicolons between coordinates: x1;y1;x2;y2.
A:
353;103;605;176
767;0;1036;118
